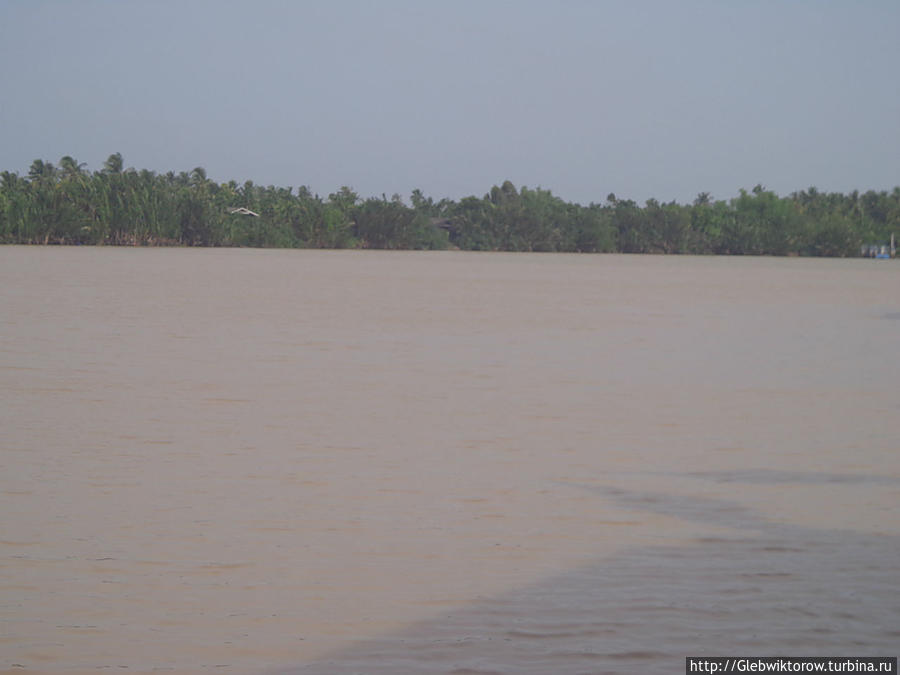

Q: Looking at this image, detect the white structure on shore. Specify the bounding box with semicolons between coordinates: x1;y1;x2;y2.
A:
227;207;260;217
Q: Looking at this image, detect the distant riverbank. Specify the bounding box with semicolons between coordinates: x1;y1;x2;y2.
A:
3;154;898;256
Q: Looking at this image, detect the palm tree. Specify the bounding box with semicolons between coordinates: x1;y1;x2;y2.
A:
102;152;124;174
27;159;57;183
59;156;87;180
190;167;208;187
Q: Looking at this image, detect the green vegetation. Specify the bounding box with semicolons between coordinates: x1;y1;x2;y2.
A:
1;154;897;256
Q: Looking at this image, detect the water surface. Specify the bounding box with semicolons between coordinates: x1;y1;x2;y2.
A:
1;248;898;674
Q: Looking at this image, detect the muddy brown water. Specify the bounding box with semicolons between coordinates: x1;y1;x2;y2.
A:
1;247;898;674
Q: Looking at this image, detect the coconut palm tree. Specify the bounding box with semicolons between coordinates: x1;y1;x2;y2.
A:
102;152;124;175
59;156;87;180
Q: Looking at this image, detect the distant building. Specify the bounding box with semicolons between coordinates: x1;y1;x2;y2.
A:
430;217;457;233
227;207;260;217
861;234;895;258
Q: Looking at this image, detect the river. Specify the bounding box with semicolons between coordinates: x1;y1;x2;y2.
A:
1;247;898;674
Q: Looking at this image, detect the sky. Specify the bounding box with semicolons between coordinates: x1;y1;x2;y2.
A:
1;0;898;206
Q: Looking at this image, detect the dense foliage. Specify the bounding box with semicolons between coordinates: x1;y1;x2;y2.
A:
1;154;897;256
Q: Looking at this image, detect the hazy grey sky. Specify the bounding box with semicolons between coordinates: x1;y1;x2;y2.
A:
1;0;898;205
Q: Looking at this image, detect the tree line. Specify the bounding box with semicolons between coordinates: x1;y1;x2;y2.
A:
1;153;897;256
